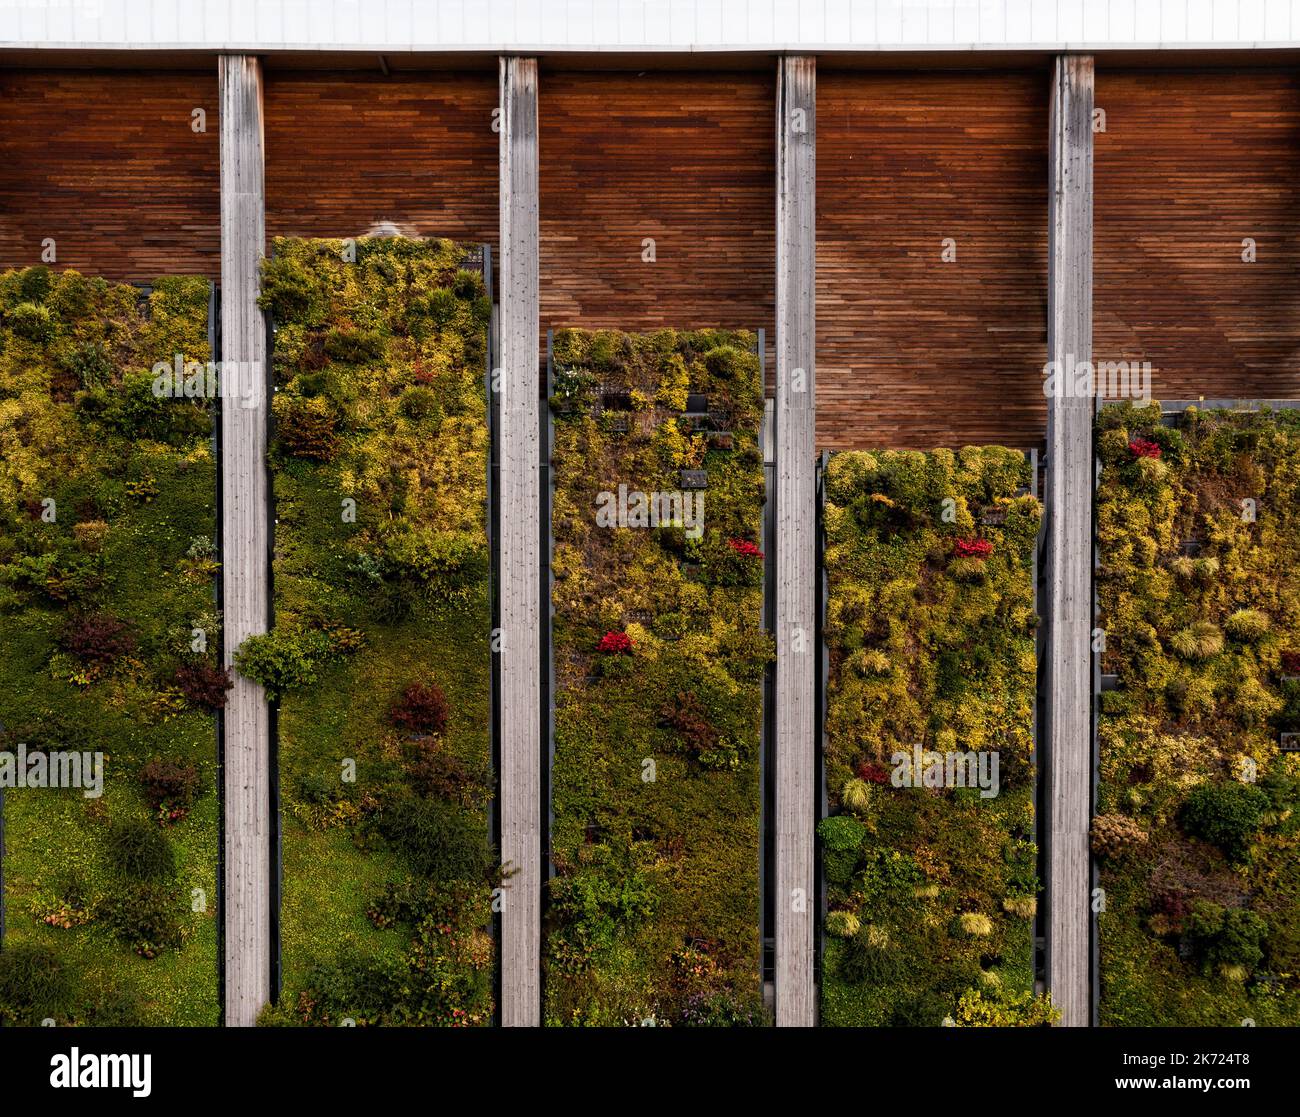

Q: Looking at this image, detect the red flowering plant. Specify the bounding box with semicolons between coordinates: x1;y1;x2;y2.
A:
856;761;890;785
727;538;764;560
597;631;633;655
953;537;993;560
1128;437;1162;459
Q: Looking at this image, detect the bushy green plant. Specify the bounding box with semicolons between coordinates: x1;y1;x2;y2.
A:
953;986;1058;1027
1184;902;1268;975
234;627;335;698
323;327;386;364
818;815;867;885
8;301;55;343
97;882;184;959
0;943;74;1025
1179;782;1269;863
105;817;176;880
375;795;493;883
1224;608;1270;642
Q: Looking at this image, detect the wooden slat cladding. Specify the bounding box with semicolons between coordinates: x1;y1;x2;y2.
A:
0;70;219;280
264;70;498;248
539;70;775;371
1094;68;1300;401
817;70;1050;451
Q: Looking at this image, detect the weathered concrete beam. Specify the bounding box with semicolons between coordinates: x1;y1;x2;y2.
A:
498;55;541;1028
774;54;817;1029
218;53;271;1029
1045;52;1095;1029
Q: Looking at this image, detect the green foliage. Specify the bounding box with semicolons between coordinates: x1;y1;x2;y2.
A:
106;817;177;881
818;815;867;885
0;268;218;1025
548;868;660;969
1180;782;1269;864
234;628;336;698
375;796;494;884
97;882;184;959
0;943;74;1025
547;327;765;1026
1224;608;1270;642
1096;402;1300;1026
953;986;1058;1027
1185;902;1269;975
323;327;385;364
821;445;1041;1026
260;237;493;1026
8;301;55;343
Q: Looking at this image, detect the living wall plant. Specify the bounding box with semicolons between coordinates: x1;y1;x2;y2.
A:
821;447;1048;1026
0;266;219;1026
247;237;494;1026
546;328;770;1026
1095;401;1300;1026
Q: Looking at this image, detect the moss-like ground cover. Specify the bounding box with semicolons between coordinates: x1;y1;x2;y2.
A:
0;266;219;1025
246;237;495;1026
545;328;770;1026
821;447;1049;1026
1096;401;1300;1026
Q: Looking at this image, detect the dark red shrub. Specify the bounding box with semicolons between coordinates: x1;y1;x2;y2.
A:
727;538;764;559
60;613;135;665
139;759;200;823
857;761;890;785
660;691;719;756
1281;650;1300;675
389;681;449;736
174;662;233;712
954;537;993;560
597;631;633;655
1129;437;1162;459
1150;887;1193;934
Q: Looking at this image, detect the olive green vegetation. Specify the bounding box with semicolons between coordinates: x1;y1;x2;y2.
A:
1095;401;1300;1026
245;237;494;1027
821;447;1052;1027
0;266;219;1025
546;328;770;1026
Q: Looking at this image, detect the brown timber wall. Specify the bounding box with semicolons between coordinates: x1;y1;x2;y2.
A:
3;66;1299;435
0;70;219;280
263;70;498;250
1094;67;1300;401
538;69;776;375
816;68;1050;451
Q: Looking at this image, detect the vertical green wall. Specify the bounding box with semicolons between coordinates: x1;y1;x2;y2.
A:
0;267;219;1025
820;447;1046;1026
545;328;769;1026
246;237;495;1026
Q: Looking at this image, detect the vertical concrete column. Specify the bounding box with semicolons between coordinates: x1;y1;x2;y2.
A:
1045;53;1095;1029
218;53;271;1028
774;54;817;1029
498;55;542;1028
